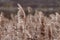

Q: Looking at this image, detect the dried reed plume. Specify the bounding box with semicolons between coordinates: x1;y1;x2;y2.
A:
0;3;60;40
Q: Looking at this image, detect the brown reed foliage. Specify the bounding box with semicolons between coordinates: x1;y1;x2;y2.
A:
0;4;60;40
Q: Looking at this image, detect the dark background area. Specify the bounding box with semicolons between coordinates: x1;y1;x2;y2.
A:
0;0;60;8
0;0;60;11
0;0;60;19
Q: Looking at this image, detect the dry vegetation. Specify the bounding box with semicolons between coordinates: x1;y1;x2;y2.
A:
0;4;60;40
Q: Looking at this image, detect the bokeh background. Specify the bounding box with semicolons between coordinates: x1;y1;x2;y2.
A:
0;0;60;17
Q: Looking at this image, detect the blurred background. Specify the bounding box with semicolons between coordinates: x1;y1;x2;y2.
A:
0;0;60;16
0;0;60;11
0;0;60;10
